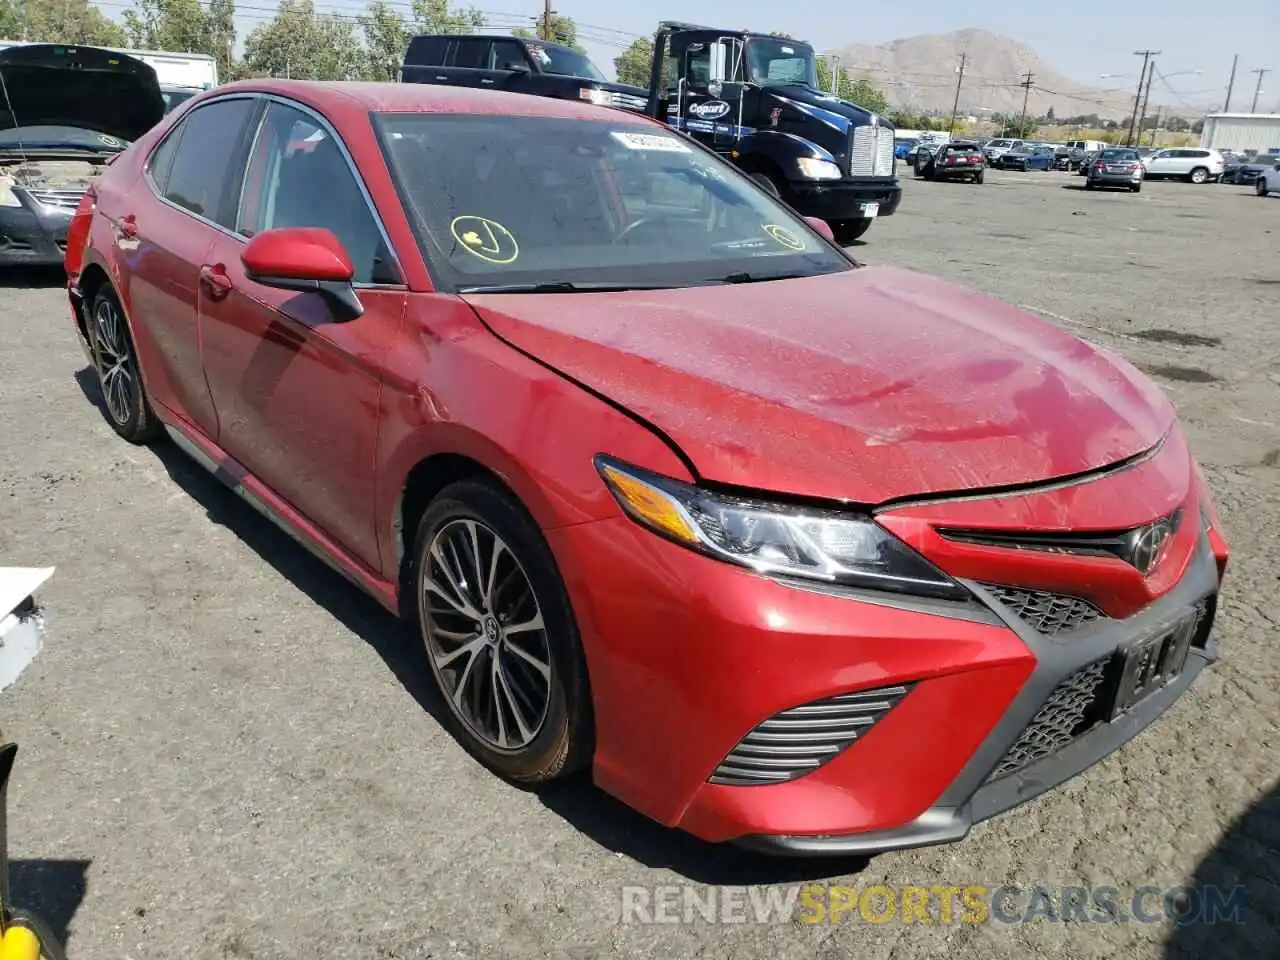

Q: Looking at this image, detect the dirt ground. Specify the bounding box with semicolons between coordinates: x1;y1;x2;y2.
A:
0;169;1277;959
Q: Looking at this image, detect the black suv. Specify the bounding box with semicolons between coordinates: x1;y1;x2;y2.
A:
400;35;647;112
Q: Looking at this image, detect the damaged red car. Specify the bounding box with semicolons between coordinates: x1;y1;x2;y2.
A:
64;80;1229;856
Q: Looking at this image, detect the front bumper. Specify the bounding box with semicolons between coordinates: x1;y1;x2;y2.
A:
787;178;902;221
0;205;70;266
548;442;1225;856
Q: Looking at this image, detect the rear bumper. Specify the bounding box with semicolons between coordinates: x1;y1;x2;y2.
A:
787;178;902;221
1090;172;1143;188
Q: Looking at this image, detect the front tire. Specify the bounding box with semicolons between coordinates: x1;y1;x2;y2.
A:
748;171;782;199
412;479;592;784
831;218;872;245
1258;178;1271;197
88;287;161;444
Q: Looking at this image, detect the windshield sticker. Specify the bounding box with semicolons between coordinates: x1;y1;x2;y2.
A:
780;46;794;54
527;44;551;65
450;216;519;264
610;131;691;153
762;224;805;251
98;134;123;148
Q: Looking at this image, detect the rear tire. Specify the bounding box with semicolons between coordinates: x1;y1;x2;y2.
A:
88;287;162;445
831;219;873;245
411;478;592;784
1189;167;1209;184
1131;182;1142;193
975;170;985;184
1086;179;1096;190
1258;178;1270;197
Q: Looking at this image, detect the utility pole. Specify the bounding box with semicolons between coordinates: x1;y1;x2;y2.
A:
1127;49;1160;145
1136;60;1156;146
541;0;552;42
1015;71;1034;137
1251;68;1270;113
829;54;840;96
1149;106;1161;146
1224;54;1238;111
948;53;968;136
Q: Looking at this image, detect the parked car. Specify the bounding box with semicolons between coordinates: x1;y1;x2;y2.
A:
1065;138;1107;156
1256;162;1279;196
915;140;985;182
0;42;164;266
982;138;1022;165
1222;152;1278;185
1085;147;1145;192
65;79;1229;857
993;145;1053;171
894;137;919;160
1076;150;1099;175
1142;147;1225;183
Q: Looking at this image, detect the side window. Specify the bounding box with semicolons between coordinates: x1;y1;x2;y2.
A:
237;102;398;285
405;36;447;66
450;38;490;69
162;97;258;225
491;40;526;71
146;126;182;193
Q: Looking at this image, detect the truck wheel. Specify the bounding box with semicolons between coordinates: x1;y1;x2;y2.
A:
831;219;872;245
748;171;782;199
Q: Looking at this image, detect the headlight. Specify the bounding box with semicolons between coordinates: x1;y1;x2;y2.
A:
0;181;20;207
579;87;613;106
795;157;842;180
596;457;966;600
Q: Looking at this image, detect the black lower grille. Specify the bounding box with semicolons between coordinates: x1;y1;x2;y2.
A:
981;583;1107;636
986;658;1111;782
709;684;912;786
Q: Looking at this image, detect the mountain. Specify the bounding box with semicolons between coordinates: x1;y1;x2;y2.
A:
829;29;1151;120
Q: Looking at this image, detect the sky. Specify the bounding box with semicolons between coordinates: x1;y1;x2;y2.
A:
358;0;1277;111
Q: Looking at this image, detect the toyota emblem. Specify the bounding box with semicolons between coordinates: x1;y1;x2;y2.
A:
1125;512;1178;574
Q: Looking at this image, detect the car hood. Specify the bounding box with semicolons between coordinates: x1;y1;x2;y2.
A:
462;266;1175;504
0;43;164;144
762;84;887;131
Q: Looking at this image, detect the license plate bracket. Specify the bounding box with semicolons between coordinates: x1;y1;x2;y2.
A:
1108;611;1199;719
862;202;879;218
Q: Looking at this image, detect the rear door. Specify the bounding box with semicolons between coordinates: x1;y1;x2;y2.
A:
440;37;493;87
124;94;261;438
196;98;406;570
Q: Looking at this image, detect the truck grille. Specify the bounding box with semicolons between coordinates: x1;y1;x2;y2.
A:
980;584;1107;637
850;125;895;177
27;188;85;212
709;683;911;786
606;91;648;112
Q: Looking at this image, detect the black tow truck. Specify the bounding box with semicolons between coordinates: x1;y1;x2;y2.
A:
645;22;901;243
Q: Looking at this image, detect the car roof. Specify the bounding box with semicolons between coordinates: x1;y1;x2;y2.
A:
205;79;651;123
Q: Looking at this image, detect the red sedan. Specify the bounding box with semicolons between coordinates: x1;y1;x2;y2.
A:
64;81;1229;856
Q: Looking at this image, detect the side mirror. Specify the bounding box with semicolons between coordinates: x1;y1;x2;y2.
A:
708;41;728;84
241;227;363;321
804;217;835;242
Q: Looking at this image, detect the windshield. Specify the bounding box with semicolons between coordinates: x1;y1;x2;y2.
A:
1099;149;1139;161
0;124;128;153
161;88;199;113
525;42;606;82
745;38;818;86
375;114;850;291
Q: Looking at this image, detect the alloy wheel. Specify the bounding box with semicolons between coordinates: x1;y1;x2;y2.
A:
92;296;136;426
421;518;552;751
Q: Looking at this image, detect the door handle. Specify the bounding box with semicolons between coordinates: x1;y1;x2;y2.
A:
199;264;233;300
115;214;137;239
480;77;494;84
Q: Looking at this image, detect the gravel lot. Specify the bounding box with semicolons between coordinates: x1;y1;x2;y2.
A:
1;170;1277;960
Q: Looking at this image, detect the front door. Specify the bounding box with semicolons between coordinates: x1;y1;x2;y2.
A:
197;99;407;572
669;33;747;154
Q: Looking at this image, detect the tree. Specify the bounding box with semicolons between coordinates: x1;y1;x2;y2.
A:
361;0;409;81
1191;119;1204;134
815;59;891;114
613;36;653;87
242;0;363;80
408;0;483;36
513;13;583;52
1166;116;1190;132
121;0;236;80
1045;105;1055;122
1000;116;1039;138
0;0;126;46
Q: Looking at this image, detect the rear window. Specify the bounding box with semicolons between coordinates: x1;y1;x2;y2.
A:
1099;149;1139;161
375;113;850;291
405;36;448;66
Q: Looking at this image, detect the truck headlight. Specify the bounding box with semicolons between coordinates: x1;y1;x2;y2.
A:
596;458;966;600
795;157;843;180
579;87;613;106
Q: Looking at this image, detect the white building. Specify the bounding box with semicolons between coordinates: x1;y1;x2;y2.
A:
1199;113;1280;153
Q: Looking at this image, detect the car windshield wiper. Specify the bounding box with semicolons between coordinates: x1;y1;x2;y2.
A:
457;280;678;294
715;271;809;284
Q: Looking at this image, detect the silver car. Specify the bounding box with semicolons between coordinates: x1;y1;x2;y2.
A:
1086;147;1145;192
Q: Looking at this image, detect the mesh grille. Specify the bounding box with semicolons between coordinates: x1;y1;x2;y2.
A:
986;658;1111;782
981;583;1107;636
710;684;911;786
27;188;84;211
